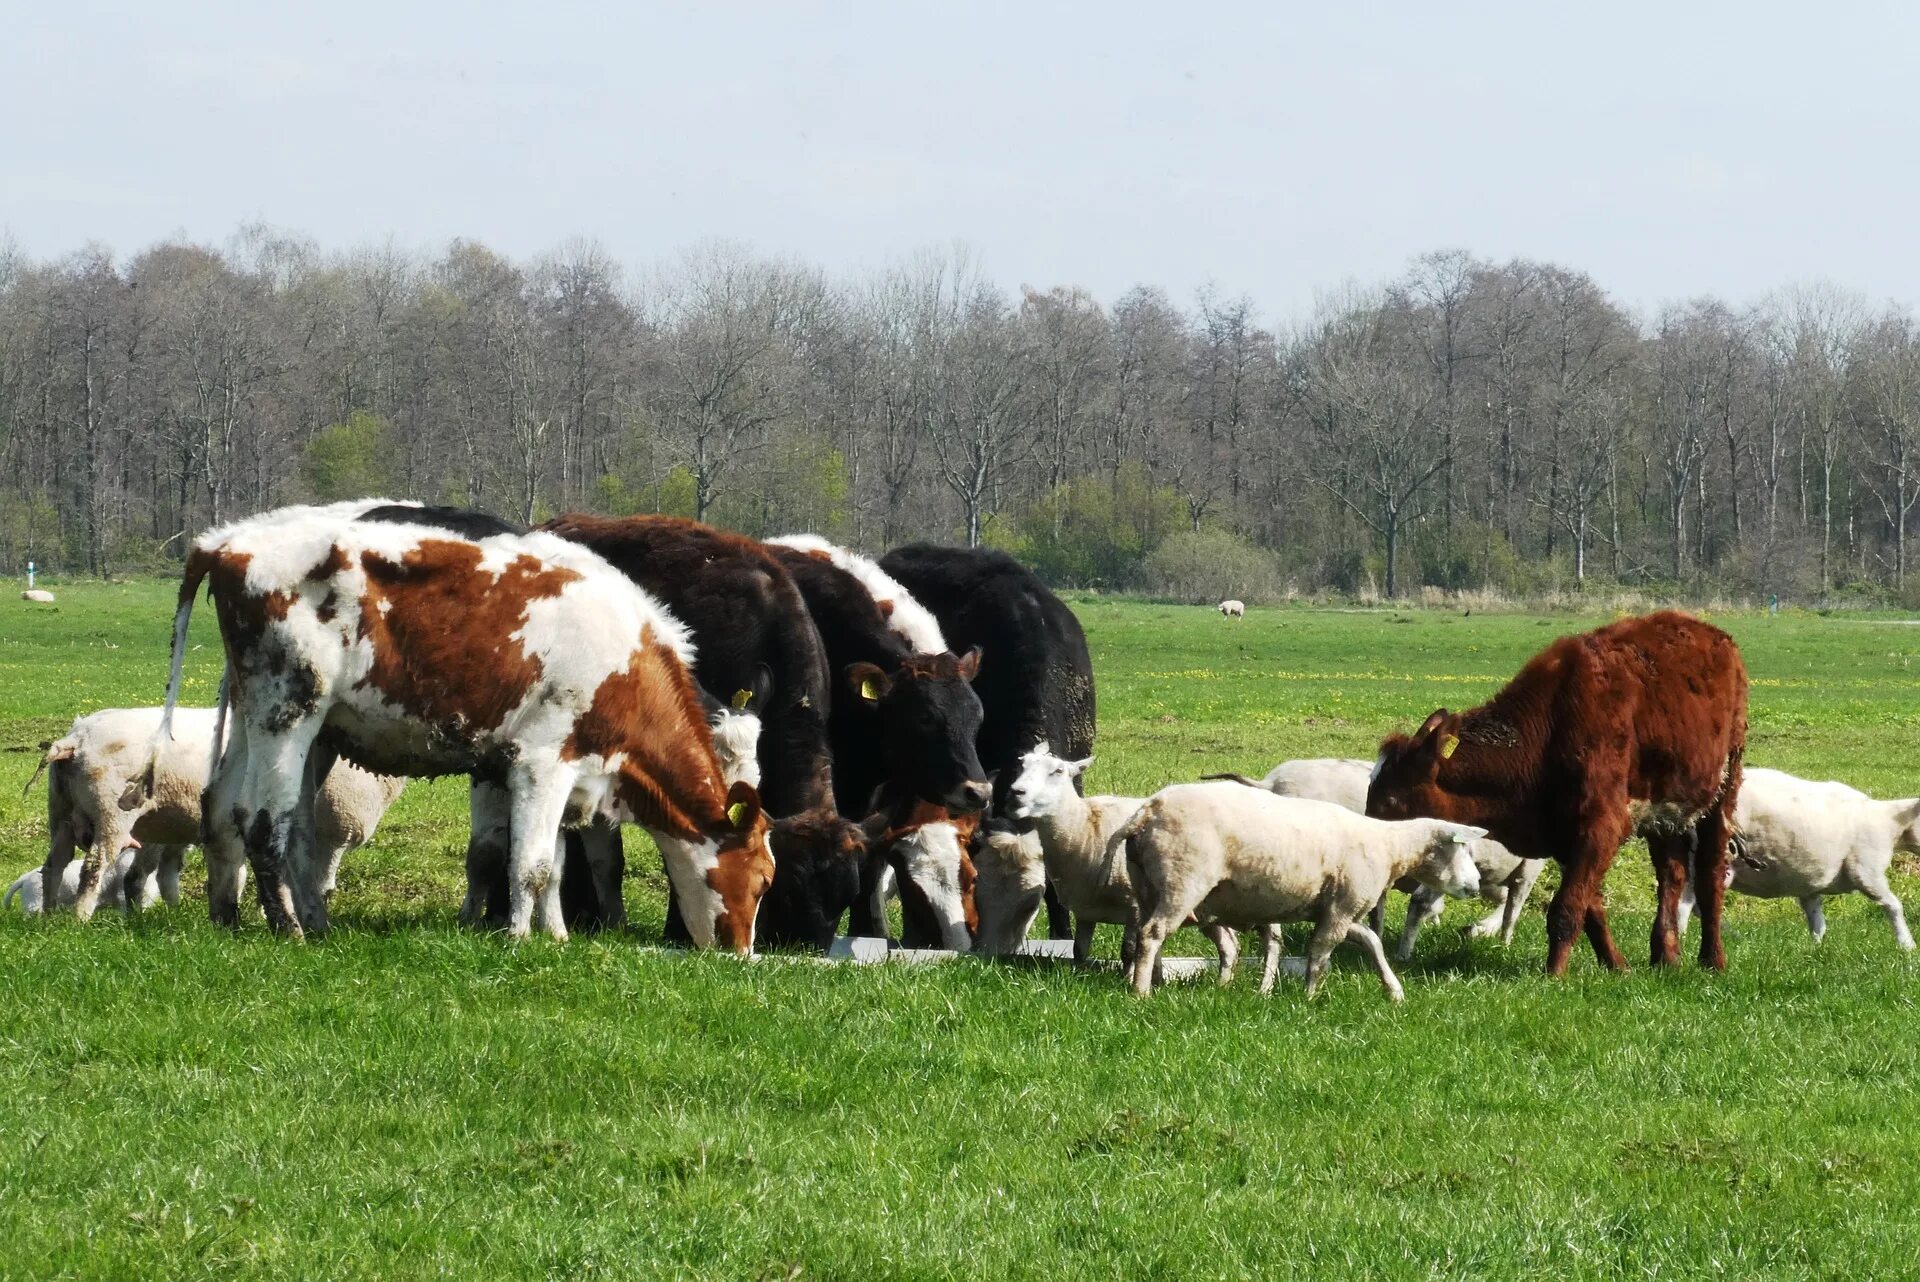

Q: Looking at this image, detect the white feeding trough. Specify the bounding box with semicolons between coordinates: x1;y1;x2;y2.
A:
823;934;1212;982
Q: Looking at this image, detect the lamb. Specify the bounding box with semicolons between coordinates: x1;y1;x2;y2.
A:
1218;599;1245;618
969;819;1047;955
1676;766;1918;950
29;706;404;918
1207;756;1543;953
1120;782;1483;999
7;849;153;914
1002;744;1147;962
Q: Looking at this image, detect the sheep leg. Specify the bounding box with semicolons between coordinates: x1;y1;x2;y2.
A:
1302;911;1353;999
1072;918;1096;964
157;846;184;907
1464;886;1508;940
506;763;577;943
1395;886;1448;962
41;819;78;917
1257;925;1285;995
1344;920;1406;1002
70;821;135;923
1496;861;1544;946
202;719;250;929
1366;893;1387;936
1209;924;1239;986
1799;895;1828;943
1852;868;1914;951
122;844;162;911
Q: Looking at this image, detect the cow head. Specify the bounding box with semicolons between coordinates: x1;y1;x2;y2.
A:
678;779;774;955
755;809;870;951
844;648;990;813
1004;742;1092;833
875;800;982;950
1367;709;1472;823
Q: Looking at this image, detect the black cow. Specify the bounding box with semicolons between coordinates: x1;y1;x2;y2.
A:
878;543;1096;939
763;542;991;819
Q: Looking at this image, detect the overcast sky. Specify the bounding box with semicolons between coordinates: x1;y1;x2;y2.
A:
6;1;1917;322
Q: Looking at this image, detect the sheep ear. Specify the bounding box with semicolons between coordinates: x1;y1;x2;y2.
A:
1069;756;1094;776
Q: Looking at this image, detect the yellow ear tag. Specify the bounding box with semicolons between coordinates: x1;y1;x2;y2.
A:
730;688;752;711
1440;734;1460;759
860;677;880;702
727;801;748;828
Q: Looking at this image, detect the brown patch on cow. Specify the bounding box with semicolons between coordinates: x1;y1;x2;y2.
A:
305;544;349;582
563;638;714;837
189;548;294;665
708;780;773;953
354;540;581;733
804;548;833;562
316;591;338;624
1369;610;1747;977
877;599;895;618
895;647;982;683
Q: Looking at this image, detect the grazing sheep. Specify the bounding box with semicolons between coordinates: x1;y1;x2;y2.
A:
31;706;404;919
1121;782;1483;999
1003;745;1147;962
7;848;157;913
1676;766;1919;950
969;819;1046;955
1218;600;1245;618
1208;757;1543;954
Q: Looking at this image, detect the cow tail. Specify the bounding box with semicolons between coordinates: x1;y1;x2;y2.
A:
211;665;233;773
2;877;19;912
141;549;214;802
20;738;72;798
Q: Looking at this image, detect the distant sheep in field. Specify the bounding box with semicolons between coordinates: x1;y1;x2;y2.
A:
21;589;55;603
1678;766;1919;951
1218;599;1245;618
29;706;404;920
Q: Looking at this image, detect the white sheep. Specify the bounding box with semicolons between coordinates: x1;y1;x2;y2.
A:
1002;744;1148;962
1676;766;1919;950
969;821;1047;955
21;589;56;603
1209;756;1543;953
1218;599;1246;618
1120;782;1483;999
28;706;404;916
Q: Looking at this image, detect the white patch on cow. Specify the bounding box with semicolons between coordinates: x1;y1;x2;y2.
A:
893;821;971;950
656;832;729;947
767;534;948;655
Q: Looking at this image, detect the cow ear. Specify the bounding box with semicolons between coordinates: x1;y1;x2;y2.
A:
847;663;890;704
956;646;982;681
877;599;896;618
744;662;774;713
1417;710;1450;741
724;780;762;831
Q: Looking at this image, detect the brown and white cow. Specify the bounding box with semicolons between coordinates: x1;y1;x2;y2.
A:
151;500;773;949
1366;611;1747;975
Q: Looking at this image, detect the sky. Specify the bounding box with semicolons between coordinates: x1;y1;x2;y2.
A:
5;0;1918;323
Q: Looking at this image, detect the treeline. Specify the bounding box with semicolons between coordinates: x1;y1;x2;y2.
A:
3;228;1918;603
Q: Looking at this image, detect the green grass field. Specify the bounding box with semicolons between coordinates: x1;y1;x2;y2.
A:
4;585;1920;1279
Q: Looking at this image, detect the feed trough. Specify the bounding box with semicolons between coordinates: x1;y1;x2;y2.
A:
823;934;1213;982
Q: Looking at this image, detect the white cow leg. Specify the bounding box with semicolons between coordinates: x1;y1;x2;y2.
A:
1675;880;1696;936
1344;920;1406;1002
1799;895;1828;943
506;764;576;942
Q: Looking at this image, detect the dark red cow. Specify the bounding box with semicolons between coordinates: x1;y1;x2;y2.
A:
1366;611;1747;975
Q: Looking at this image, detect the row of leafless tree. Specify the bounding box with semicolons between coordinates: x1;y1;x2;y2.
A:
3;228;1918;601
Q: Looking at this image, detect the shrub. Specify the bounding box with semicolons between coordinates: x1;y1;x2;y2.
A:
1138;528;1285;603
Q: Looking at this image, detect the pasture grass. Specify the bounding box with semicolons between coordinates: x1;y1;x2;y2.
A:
3;585;1920;1278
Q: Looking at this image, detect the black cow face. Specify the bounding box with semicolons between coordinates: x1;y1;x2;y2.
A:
845;648;989;813
754;810;869;951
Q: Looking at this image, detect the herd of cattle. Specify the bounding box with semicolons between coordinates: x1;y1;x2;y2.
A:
9;500;1919;999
